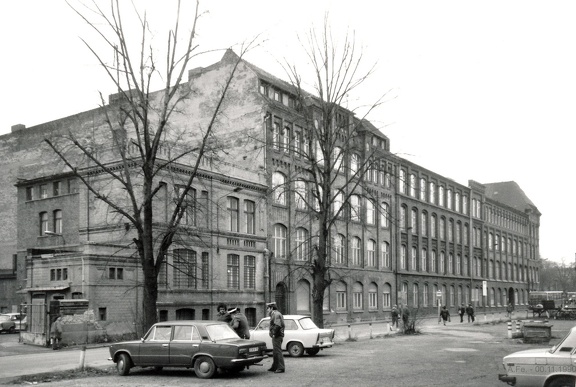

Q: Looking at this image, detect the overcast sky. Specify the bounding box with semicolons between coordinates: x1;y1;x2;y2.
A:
2;0;575;263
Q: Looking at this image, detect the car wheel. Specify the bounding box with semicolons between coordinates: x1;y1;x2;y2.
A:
194;356;216;379
8;326;15;334
287;342;304;357
153;366;163;372
306;348;320;356
548;376;575;387
116;353;132;376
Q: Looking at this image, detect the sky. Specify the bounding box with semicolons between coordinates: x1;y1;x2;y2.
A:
1;0;575;263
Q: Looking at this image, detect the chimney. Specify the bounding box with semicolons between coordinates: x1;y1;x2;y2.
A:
11;124;25;133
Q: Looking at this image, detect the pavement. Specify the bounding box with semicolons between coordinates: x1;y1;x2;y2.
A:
0;311;551;384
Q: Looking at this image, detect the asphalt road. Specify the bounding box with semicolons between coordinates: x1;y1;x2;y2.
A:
1;317;573;387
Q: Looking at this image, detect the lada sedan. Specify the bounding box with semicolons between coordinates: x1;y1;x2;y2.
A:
108;320;267;379
250;315;335;357
499;326;576;387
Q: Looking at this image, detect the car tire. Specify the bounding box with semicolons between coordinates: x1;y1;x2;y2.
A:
306;348;320;356
194;356;216;379
287;342;304;357
8;326;15;334
116;353;132;376
548;376;575;387
153;366;163;372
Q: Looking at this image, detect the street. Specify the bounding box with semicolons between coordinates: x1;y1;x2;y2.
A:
1;318;574;387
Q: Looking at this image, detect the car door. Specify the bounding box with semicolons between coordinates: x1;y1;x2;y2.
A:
138;325;172;366
169;324;202;366
251;319;272;349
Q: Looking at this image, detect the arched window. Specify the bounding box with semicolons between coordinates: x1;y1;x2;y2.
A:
366;199;375;224
383;283;392;308
421;248;427;272
401;245;407;269
352;237;362;265
273;224;287;258
353;282;364;310
334;234;345;264
294;180;307;210
336;281;347;310
296;280;311;314
350;195;361;221
367;239;376;267
381;202;390;228
368;283;378;310
381;241;390;268
413;283;419;307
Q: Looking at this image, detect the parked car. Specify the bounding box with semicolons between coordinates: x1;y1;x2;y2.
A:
498;325;576;387
2;313;27;331
0;314;16;333
108;320;267;379
250;315;335;357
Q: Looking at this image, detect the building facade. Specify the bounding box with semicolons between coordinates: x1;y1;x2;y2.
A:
1;50;540;337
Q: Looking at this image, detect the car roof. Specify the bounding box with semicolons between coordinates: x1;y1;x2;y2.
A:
260;315;311;320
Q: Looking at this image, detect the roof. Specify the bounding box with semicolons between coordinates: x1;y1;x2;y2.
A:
17;285;69;294
483;181;540;214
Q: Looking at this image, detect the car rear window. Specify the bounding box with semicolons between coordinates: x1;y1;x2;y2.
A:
0;315;10;322
298;318;319;330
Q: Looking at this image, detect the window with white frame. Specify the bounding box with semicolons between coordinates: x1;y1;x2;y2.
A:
381;202;389;228
350;153;360;175
423;284;429;307
350;195;361;221
399;169;406;194
409;174;416;197
353;282;363;310
244;255;255;289
272;172;287;205
336;282;347;310
40;212;48;236
383;283;391;308
429;181;436;204
413;284;419;307
400;245;407;269
411;246;417;271
295;228;309;261
368;283;378;310
431;214;437;238
438;186;445;206
366;199;375;224
448;253;454;274
53;210;62;234
367;239;376;267
440;251;445;274
411;209;418;234
447;189;453;210
273;224;287;259
333;190;343;217
228;197;239;232
227;254;239;289
295;180;307;210
334;234;345;264
381;241;390;268
439;217;445;240
352;237;361;265
421;212;427;236
244;200;255;234
174;249;197;288
455;192;460;212
419;177;426;201
421;248;427;272
333;146;343;172
431;250;437;273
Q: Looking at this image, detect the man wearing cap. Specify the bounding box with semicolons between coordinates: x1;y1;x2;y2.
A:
228;307;250;339
266;302;285;373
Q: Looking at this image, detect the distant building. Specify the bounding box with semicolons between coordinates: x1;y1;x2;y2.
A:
0;50;538;339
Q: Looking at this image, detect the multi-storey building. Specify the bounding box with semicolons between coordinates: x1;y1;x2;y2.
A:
2;50;539;340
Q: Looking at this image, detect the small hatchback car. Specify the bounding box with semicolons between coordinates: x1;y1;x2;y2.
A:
0;314;16;333
108;320;267;379
250;315;335;357
499;326;576;387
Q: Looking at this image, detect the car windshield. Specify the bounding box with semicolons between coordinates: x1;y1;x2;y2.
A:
549;330;576;353
298;317;319;330
206;324;239;341
0;315;10;322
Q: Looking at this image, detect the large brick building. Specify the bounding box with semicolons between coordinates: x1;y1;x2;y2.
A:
2;50;540;337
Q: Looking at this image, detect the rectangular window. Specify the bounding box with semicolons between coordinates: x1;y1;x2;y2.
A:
353;292;363;309
40;212;48;236
53;210;62;234
26;187;34;201
173;249;197;288
53;181;62;196
98;307;107;321
368;292;377;309
201;252;209;289
227;254;240;289
336;291;347;310
244;200;255;234
244;255;255;289
40;184;48;199
228;197;239;232
175;186;196;225
383;291;391;308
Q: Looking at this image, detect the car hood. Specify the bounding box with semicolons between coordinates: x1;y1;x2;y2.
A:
504;348;552;361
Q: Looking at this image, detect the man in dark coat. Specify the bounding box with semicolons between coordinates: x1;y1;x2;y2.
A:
216;303;232;323
228;307;250;339
466;303;475;323
267;302;285;373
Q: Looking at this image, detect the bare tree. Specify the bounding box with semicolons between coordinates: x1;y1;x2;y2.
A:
280;18;391;328
539;259;576;292
45;0;254;333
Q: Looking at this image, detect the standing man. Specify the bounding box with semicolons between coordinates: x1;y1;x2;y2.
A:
266;302;285;374
458;303;466;323
466;303;475;323
228;307;250;339
390;305;399;330
506;303;514;319
50;313;63;350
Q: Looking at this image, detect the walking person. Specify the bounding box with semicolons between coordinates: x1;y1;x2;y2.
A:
439;305;451;326
466;303;475;323
266;302;285;374
458;303;466;323
228;307;250;339
50;314;63;350
391;305;399;330
506;303;514;319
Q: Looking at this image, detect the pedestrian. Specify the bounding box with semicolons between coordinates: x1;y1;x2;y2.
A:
216;303;232;323
266;302;285;374
50;314;63;350
228;307;250;339
391;305;399;330
466;303;475;323
458;303;466;323
506;303;514;319
400;304;411;332
439;305;451;325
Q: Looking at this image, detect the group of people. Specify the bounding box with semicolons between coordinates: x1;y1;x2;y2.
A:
216;301;285;374
390;304;411;329
440;303;476;325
